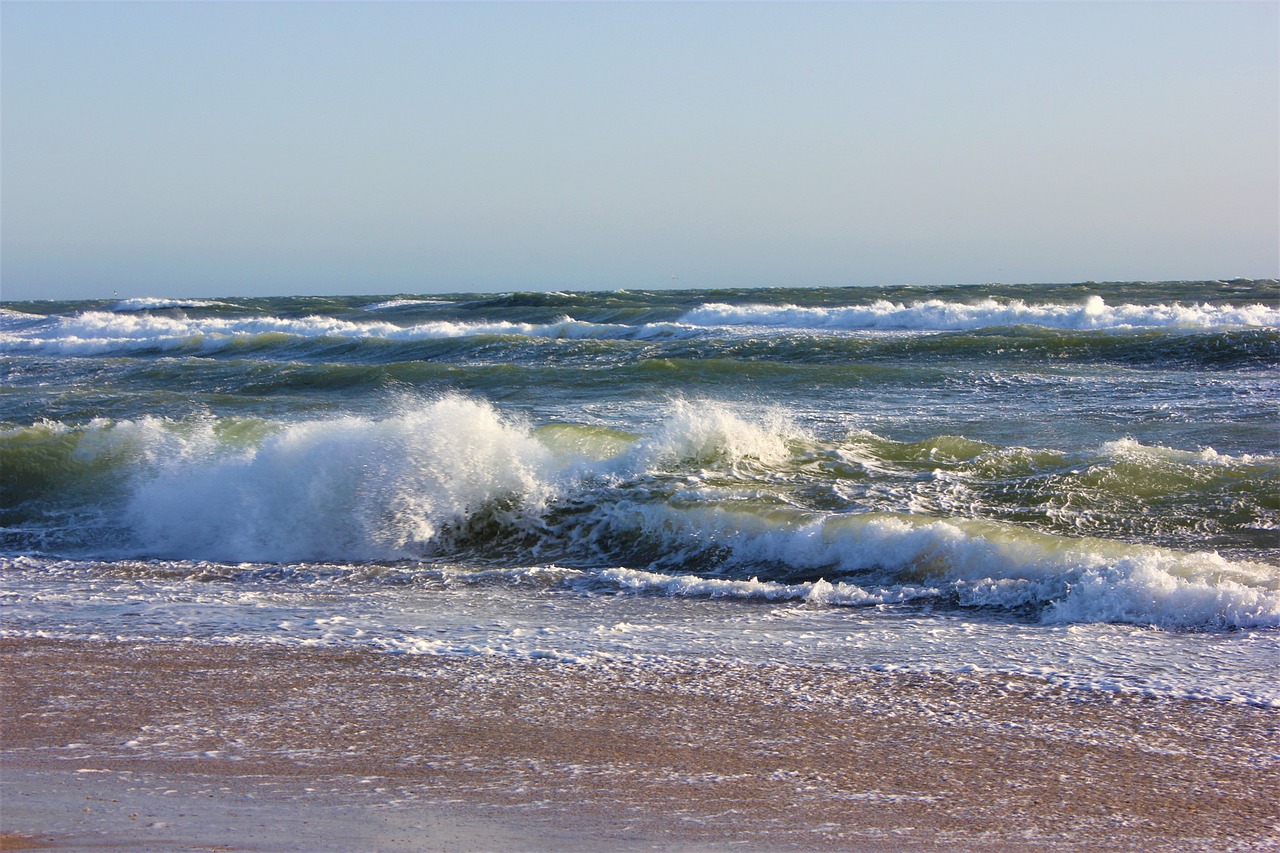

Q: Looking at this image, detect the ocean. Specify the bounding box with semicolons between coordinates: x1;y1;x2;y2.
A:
3;280;1278;707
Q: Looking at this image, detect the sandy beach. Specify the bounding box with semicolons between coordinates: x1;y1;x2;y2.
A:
2;637;1276;851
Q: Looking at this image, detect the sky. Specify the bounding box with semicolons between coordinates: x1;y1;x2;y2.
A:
1;1;1277;301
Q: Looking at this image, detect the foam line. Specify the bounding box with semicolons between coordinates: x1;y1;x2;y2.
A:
680;296;1280;331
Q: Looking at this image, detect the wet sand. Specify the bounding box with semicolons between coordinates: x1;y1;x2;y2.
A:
2;637;1277;851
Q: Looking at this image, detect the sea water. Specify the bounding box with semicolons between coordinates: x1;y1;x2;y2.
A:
2;281;1277;704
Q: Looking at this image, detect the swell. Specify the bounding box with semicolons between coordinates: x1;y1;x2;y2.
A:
4;312;1277;371
3;396;1276;629
679;294;1280;332
663;326;1280;370
0;309;699;359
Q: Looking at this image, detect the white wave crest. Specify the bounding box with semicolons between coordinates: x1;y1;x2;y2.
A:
585;506;1280;629
0;311;697;355
111;297;233;311
32;397;1280;629
108;396;562;562
680;296;1280;332
0;308;47;332
592;566;928;607
622;400;804;470
1099;438;1275;467
361;298;451;310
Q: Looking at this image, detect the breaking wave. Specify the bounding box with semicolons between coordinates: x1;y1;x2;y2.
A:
3;396;1276;629
4;292;1277;362
0;311;695;357
361;298;453;311
680;296;1280;331
110;297;236;311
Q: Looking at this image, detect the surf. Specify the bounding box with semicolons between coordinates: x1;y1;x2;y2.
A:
4;395;1276;629
678;295;1280;332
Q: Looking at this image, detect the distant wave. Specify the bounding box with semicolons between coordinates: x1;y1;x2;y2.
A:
4;293;1278;358
361;298;453;311
0;308;46;330
0;311;699;356
110;297;235;312
680;296;1280;332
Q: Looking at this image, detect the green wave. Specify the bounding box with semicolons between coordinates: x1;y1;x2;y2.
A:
2;408;1276;563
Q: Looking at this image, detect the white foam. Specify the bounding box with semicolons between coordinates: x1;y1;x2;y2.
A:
28;397;1280;629
120;396;564;562
110;297;233;311
679;296;1280;332
590;566;927;607
620;399;803;470
6;554;1277;704
574;505;1280;629
1098;438;1274;467
0;307;42;322
0;308;50;335
361;298;450;311
8;295;1272;356
0;311;697;355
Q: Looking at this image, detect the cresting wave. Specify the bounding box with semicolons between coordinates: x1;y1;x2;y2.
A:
3;396;1277;629
110;297;235;312
361;298;454;311
3;294;1278;358
0;311;693;356
679;295;1280;331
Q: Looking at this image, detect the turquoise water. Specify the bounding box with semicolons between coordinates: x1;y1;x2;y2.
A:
2;281;1278;702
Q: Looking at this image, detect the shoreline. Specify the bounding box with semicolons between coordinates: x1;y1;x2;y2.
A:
3;637;1277;851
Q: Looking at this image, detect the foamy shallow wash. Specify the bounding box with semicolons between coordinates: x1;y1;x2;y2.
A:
2;281;1277;703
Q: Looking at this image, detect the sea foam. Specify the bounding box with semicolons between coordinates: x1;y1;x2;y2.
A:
679;296;1280;331
572;504;1280;629
110;297;234;311
0;311;694;356
123;396;561;562
5;296;1275;358
12;396;1279;628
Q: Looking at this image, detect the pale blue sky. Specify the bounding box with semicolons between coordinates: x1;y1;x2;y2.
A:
2;1;1277;300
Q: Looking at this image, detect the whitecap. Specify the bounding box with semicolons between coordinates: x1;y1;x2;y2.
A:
679;297;1280;332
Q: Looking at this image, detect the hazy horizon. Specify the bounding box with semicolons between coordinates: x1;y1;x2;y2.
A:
3;1;1277;302
7;277;1280;310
